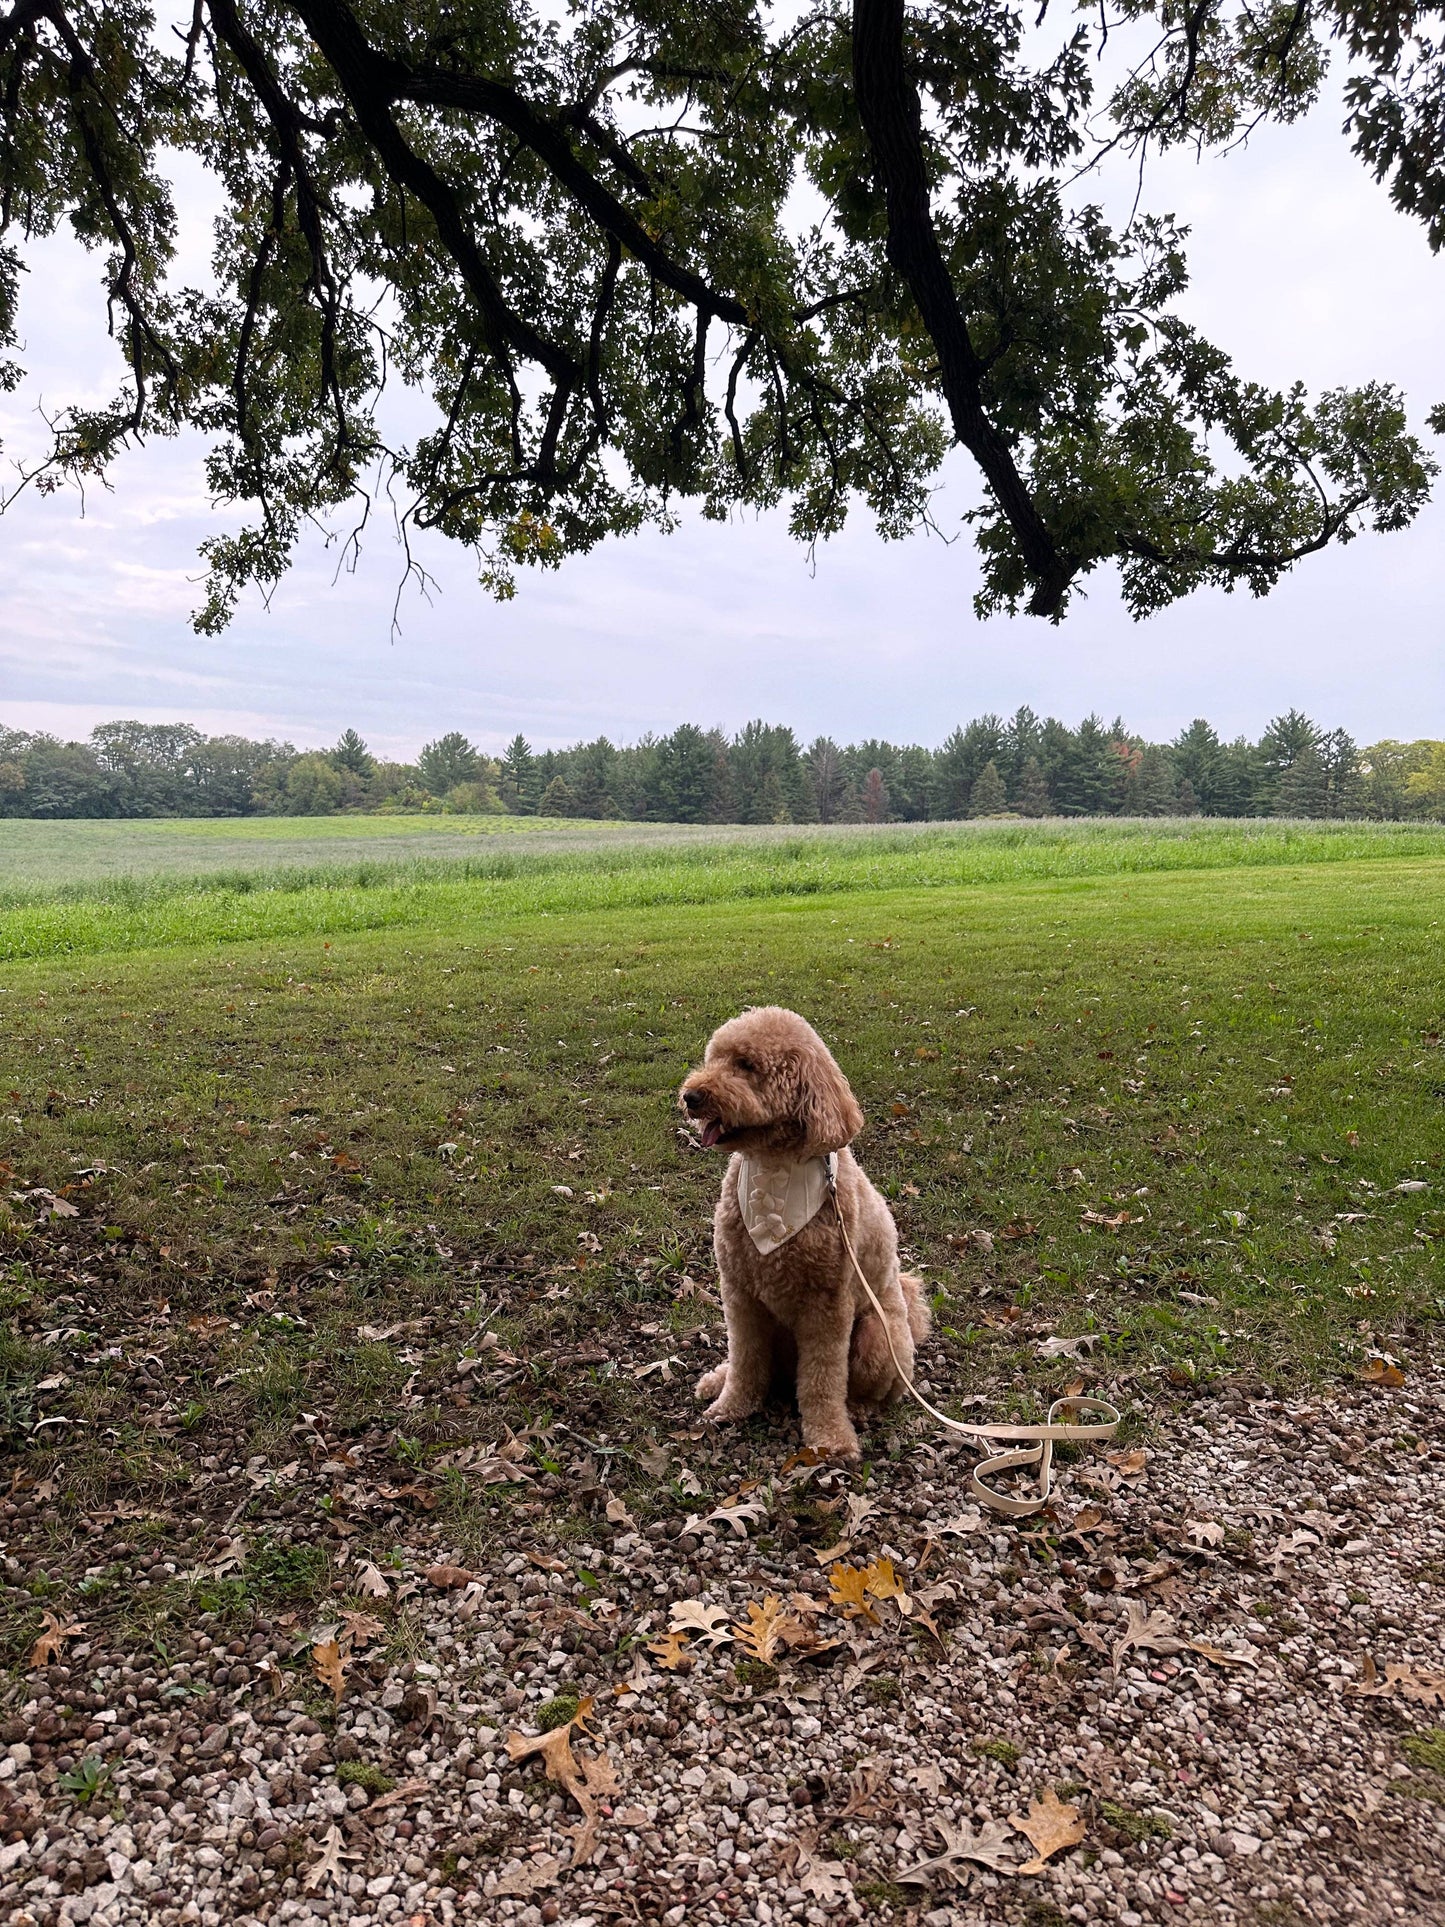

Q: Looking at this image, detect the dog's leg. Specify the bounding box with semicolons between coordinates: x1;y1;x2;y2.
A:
698;1275;776;1422
794;1310;860;1459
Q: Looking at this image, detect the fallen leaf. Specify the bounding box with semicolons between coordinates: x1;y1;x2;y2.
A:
1009;1788;1085;1873
355;1561;391;1598
1037;1333;1098;1359
897;1815;1018;1886
827;1564;879;1624
425;1564;480;1589
304;1823;346;1892
1346;1654;1445;1706
505;1699;618;1864
1361;1356;1405;1388
366;1778;429;1812
491;1855;561;1897
1105;1447;1149;1478
668;1600;734;1648
605;1496;638;1532
864;1557;909;1605
1080;1208;1131;1230
779;1445;825;1476
1187;1639;1258;1669
845;1492;879;1536
910;1762;945;1796
647;1630;692;1671
311;1636;348;1705
705;1498;768;1537
842;1761;891;1818
1113;1598;1185;1672
734;1595;810;1664
812;1537;853;1566
636;1444;671;1477
340;1610;385;1647
1184;1521;1225;1549
29;1609;85;1668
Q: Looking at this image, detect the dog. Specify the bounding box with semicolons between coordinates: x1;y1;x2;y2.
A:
678;1006;930;1459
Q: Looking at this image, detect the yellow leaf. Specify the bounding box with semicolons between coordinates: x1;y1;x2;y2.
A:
648;1630;692;1671
1361;1357;1405;1387
827;1564;879;1624
863;1557;908;1603
1009;1788;1085;1873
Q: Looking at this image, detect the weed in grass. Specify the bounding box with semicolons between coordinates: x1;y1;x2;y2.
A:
57;1757;112;1805
734;1658;779;1691
864;1673;900;1706
246;1538;328;1607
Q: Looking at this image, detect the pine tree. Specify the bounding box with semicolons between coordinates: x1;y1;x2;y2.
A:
1175;774;1201;815
1274;746;1329;817
861;767;890;822
417;731;481;796
1015;756;1051;816
540;774;579;817
331;727;375;777
837;777;865;823
499;734;541;813
705;736;738;822
1137;747;1177;815
968;759;1008;816
807;737;846;822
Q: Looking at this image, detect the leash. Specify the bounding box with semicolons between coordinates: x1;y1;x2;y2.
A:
825;1176;1120;1516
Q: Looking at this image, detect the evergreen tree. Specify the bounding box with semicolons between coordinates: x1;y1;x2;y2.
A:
649;724;715;822
862;767;890;822
705;734;738;822
417;731;482;796
1274;745;1329;817
1001;706;1045;791
1175;774;1201;815
1213;738;1261;816
1317;728;1362;817
1015;755;1051;816
570;737;623;817
1136;747;1177;815
1109;736;1143;813
331;728;375;777
540;774;580;817
968;759;1008;816
1172;718;1221;810
499;734;541;813
893;745;936;820
807;737;846;823
1051;715;1114;815
933;726;972;818
837;777;865;823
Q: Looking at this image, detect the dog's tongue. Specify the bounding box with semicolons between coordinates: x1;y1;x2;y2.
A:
700;1119;723;1148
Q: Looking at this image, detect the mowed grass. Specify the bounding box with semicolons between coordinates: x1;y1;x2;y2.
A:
2;833;1442;1536
4;816;1444;963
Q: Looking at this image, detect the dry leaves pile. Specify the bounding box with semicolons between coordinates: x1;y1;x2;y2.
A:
1347;1654;1445;1706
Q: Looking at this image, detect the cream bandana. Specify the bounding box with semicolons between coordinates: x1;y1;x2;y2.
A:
736;1152;837;1255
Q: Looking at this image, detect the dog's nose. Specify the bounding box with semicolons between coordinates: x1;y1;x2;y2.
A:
683;1088;706;1114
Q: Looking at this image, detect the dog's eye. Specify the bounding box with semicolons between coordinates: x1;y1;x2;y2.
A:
735;1056;756;1074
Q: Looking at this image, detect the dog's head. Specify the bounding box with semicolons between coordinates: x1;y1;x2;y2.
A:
679;1007;863;1157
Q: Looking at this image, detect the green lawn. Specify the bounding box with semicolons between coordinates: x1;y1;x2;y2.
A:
2;832;1441;1546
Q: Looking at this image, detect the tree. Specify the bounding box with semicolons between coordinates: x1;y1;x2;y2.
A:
1015;756;1051;818
649;725;716;824
1318;728;1363;817
807;738;847;824
5;3;1438;636
968;759;1008;817
1274;745;1329;818
861;767;890;823
1175;774;1201;816
417;731;482;796
499;734;541;814
331;728;375;777
540;774;579;818
279;751;344;815
1137;747;1179;816
1172;719;1222;812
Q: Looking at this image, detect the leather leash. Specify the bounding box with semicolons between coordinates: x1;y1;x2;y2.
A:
826;1179;1120;1516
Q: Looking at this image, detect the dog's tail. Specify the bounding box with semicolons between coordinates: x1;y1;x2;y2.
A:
900;1271;931;1343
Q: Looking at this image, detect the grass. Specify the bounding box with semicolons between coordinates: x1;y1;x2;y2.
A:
4;816;1444;963
1;821;1442;1654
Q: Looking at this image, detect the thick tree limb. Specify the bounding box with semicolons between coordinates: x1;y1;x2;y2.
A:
852;0;1076;615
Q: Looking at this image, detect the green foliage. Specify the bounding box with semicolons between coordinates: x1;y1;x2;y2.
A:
1401;1731;1445;1776
972;1736;1022;1768
57;1757;112;1806
337;1760;395;1795
1100;1798;1172;1843
535;1693;581;1732
0;4;1437;623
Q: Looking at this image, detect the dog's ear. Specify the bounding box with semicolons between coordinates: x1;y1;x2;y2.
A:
799;1047;864;1154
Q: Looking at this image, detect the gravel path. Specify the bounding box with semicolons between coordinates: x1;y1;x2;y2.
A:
4;1368;1442;1927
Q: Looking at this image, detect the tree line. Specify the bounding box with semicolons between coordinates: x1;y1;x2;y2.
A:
3;712;1444;824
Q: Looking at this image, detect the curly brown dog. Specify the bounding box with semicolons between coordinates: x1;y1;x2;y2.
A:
679;1006;930;1460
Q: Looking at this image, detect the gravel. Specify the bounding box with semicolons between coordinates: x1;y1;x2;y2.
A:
3;1367;1442;1927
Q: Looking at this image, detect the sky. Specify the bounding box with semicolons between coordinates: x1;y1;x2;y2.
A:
1;59;1442;761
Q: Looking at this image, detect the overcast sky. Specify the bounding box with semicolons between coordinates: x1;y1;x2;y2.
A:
1;71;1441;760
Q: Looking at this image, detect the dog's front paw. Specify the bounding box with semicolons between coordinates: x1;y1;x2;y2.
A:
695;1364;728;1402
804;1417;861;1461
704;1393;760;1425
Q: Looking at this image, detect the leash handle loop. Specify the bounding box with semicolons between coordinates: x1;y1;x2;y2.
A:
825;1180;1119;1516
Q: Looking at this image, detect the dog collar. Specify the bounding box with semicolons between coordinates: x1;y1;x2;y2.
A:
735;1152;837;1254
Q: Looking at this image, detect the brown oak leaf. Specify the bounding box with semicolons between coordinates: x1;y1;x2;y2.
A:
1009;1788;1085;1873
29;1609;85;1669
